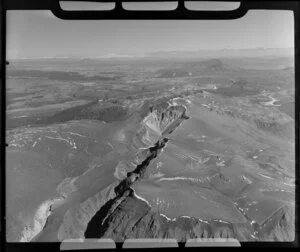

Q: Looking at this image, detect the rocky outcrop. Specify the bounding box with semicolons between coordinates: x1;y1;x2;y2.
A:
33;101;189;242
81;100;294;243
256;204;295;241
141;104;188;145
32;98;294;243
84;189;255;242
84;189;295;242
82;104;190;241
57;182;118;241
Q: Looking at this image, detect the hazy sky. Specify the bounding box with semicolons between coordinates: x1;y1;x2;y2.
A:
6;9;294;59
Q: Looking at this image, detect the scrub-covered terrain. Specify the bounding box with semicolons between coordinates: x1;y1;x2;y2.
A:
6;54;295;242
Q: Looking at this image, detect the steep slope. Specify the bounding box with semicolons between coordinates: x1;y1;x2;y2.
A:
84;188;256;242
82;96;295;243
84;189;295;242
31;100;189;242
29;93;294;243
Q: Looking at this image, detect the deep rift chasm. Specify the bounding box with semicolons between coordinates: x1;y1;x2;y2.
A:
28;98;294;243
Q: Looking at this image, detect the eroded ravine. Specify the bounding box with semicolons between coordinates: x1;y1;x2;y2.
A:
30;97;294;243
81;99;294;242
82;106;190;240
31;102;189;242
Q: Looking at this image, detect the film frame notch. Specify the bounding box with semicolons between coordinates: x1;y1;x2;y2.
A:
60;238;241;249
49;0;249;20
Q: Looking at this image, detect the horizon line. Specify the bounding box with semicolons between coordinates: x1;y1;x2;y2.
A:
8;47;294;60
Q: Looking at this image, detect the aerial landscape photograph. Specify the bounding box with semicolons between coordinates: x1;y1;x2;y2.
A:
5;7;295;244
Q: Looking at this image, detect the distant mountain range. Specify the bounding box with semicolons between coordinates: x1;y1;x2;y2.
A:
146;47;294;59
10;48;293;61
